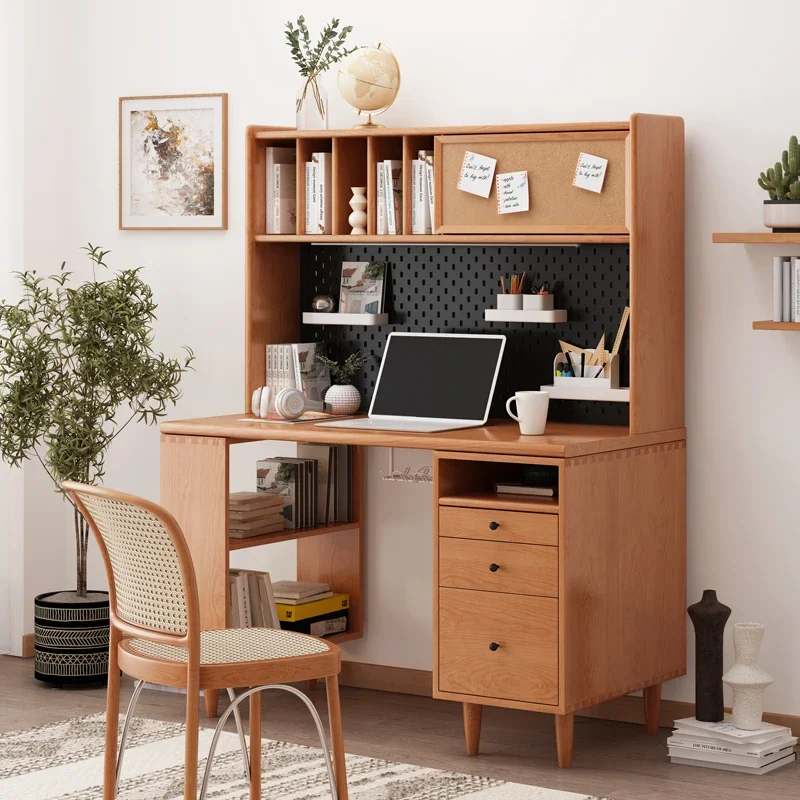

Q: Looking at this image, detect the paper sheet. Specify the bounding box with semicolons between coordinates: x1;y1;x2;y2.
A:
496;171;529;214
457;151;497;198
572;152;608;193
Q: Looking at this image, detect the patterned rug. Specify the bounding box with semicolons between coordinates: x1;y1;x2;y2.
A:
0;713;610;800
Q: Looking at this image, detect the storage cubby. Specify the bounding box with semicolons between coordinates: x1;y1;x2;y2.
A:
402;134;435;233
332;137;368;234
296;137;333;235
367;135;403;234
252;137;299;236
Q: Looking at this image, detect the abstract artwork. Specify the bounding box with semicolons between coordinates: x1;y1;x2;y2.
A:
119;94;227;229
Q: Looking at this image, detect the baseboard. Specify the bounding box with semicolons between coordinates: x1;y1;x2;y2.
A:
21;633;34;659
339;661;800;737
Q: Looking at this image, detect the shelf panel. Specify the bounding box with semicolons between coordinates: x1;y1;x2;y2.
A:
439;492;559;514
229;521;358;550
540;384;630;402
484;309;567;323
752;320;800;330
713;232;800;244
303;312;388;326
255;233;629;245
327;629;363;644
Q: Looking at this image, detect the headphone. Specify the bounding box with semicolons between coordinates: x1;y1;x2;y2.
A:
251;386;329;420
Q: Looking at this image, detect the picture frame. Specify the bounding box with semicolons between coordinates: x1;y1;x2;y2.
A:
119;93;227;230
339;261;387;314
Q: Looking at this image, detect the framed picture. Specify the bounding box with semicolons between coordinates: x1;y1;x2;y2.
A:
339;261;387;314
119;93;227;229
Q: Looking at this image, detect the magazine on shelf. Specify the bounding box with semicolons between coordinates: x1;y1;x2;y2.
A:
339;261;387;314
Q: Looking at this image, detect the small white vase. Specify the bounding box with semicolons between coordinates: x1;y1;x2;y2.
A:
325;384;361;415
722;623;774;730
348;187;367;235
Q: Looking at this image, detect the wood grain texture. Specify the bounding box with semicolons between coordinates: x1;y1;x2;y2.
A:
438;493;559;513
21;634;34;659
438;587;558;705
254;233;630;244
562;441;687;712
554;713;574;769
439;507;558;546
463;702;482;755
752;320;800;330
439;537;558;597
332;137;368;234
326;675;350;800
229;521;358;550
339;661;432;696
629;113;685;434
643;683;662;735
249;691;262;799
713;231;800;243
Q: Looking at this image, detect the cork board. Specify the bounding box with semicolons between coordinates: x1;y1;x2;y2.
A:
435;132;628;234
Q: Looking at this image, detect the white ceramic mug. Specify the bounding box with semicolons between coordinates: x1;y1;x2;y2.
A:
506;391;550;435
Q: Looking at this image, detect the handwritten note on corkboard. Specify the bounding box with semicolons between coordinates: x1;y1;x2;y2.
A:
573;152;608;193
457;151;497;198
496;171;529;214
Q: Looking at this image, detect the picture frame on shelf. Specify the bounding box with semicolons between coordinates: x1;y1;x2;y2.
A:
339;261;387;314
119;93;228;230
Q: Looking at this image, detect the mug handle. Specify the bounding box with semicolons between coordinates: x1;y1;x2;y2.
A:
505;396;519;422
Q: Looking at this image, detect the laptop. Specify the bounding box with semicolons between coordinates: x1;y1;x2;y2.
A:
316;332;506;433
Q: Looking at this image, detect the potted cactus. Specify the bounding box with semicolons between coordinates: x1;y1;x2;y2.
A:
758;135;800;231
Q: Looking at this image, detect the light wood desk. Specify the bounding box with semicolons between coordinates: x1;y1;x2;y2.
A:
160;415;687;768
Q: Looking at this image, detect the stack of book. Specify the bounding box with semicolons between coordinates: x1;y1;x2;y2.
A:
304;151;332;234
265;342;330;405
772;255;800;323
228;569;280;628
272;581;349;637
376;159;403;234
256;444;354;530
229;492;284;539
411;150;434;234
494;465;558;498
669;716;797;775
265;146;297;234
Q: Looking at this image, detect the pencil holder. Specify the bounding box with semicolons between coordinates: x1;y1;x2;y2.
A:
496;294;523;310
523;294;555;311
554;350;619;389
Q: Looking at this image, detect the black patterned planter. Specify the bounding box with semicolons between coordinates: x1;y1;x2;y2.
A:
34;591;110;685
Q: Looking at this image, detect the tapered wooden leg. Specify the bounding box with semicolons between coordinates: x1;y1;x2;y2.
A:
463;703;482;755
554;713;574;768
306;679;318;691
249;691;262;800
644;683;662;735
325;675;348;800
184;683;200;799
204;688;219;718
103;628;121;800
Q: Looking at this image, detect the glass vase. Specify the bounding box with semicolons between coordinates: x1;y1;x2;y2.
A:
296;78;328;130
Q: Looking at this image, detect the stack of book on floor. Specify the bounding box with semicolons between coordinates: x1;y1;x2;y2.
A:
272;581;349;638
669;716;797;775
228;569;280;628
265;146;297;234
229;492;285;539
304;151;332;234
256;444;354;530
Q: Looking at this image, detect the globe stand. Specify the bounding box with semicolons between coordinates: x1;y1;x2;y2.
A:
353;113;385;129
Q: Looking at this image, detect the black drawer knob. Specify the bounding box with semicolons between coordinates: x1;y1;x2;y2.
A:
489;642;500;652
488;563;499;572
488;521;500;530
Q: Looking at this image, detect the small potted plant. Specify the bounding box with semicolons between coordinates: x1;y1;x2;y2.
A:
758;135;800;231
317;352;365;414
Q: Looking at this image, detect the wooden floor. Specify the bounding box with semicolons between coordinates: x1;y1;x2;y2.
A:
1;656;798;799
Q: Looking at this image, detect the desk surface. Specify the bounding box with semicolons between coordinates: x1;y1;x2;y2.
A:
161;415;686;459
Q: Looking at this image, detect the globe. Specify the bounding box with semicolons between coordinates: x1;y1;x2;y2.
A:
337;43;400;127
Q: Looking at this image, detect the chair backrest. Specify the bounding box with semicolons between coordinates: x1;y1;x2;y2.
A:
63;482;198;639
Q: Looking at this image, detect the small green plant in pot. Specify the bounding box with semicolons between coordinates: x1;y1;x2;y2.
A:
317;352;365;415
0;244;194;684
758;135;800;231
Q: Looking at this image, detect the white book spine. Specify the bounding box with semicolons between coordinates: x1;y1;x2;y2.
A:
793;257;800;322
304;162;313;234
314;153;332;234
384;162;396;234
411;160;420;234
266;156;275;233
376;164;386;234
425;159;435;230
773;256;784;321
273;164;281;235
783;258;792;321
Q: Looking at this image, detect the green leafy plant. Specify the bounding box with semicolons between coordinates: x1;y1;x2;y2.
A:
0;244;195;597
317;352;365;385
285;15;355;119
759;135;800;200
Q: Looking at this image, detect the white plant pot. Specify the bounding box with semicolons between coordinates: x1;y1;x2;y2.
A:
722;622;774;730
325;384;361;415
763;200;800;232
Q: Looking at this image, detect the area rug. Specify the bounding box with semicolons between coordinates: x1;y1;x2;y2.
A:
0;713;610;800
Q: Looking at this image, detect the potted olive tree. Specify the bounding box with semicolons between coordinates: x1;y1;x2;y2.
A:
759;135;800;231
0;245;194;684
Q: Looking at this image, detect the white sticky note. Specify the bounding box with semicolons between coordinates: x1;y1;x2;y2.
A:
457;151;497;198
572;152;608;193
496;171;529;214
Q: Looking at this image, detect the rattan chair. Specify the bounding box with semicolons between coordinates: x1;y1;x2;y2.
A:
63;481;348;800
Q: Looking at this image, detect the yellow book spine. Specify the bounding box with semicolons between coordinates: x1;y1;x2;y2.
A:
276;593;349;622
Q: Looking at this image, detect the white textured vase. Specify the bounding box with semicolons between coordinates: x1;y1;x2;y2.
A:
722;623;774;730
325;384;361;415
348;187;367;235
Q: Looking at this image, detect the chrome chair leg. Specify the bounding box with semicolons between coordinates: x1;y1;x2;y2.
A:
115;679;146;792
227;687;251;781
199;684;338;800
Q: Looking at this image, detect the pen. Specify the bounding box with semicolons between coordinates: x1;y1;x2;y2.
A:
580;352;585;378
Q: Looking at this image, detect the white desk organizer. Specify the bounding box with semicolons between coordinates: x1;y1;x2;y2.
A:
540;350;630;402
484;309;567;323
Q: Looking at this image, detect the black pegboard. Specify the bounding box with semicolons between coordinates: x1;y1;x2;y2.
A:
300;245;630;425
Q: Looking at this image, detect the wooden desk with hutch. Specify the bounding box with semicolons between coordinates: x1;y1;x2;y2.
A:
159;114;686;768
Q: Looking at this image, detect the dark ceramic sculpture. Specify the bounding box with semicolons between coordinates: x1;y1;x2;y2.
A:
687;589;731;722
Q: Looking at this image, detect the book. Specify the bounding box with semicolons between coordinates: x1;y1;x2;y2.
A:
383;160;402;234
493;482;556;497
275;593;349;622
281;611;348;636
228;569;279;628
265;147;296;233
229;506;284;523
291;343;330;402
297;443;335;523
793;256;800;322
256;458;298;528
411;158;432;234
668;733;797;758
272;580;330;600
673;716;792;743
669;752;795;775
248;572;265;627
272;163;297;234
261;572;280;628
783;257;792;322
339;261;387;314
376;162;387;235
274;591;334;606
773;256;783;322
419;150;435;231
228;574;237;627
313;152;332;234
229;491;283;510
304;161;317;234
234;570;252;628
228;520;285;540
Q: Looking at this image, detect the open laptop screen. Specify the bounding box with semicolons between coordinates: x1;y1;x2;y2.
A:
369;334;505;421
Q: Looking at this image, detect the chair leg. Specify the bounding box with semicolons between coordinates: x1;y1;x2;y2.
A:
204;688;220;718
103;628;122;800
227;688;251;781
249;691;262;800
185;684;200;800
115;679;146;793
326;675;348;800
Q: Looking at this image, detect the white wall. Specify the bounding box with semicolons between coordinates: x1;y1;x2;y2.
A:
11;0;800;714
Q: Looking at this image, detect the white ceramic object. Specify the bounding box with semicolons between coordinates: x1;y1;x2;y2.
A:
763;200;800;232
348;187;367;234
325;384;361;415
505;391;549;435
722;623;774;730
496;294;523;311
523;294;555;311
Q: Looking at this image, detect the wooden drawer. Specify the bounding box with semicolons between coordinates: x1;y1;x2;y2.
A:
439;537;557;597
439;506;558;546
438;587;558;704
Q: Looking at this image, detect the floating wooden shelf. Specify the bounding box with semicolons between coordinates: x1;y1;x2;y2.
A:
540;384;630;402
439;492;559;514
255;233;629;245
303;312;388;326
752;320;800;331
326;630;363;644
484;309;568;323
229;521;357;551
712;232;800;244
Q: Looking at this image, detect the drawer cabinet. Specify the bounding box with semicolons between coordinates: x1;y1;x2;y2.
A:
439;537;557;597
438;587;559;705
439;506;558;546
